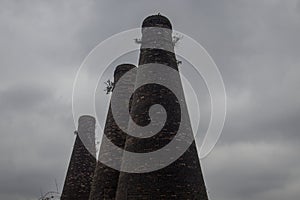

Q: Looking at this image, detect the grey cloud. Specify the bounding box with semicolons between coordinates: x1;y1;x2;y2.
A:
0;84;51;112
0;0;299;199
203;141;300;200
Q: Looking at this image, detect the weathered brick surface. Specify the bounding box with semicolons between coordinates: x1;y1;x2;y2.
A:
61;116;96;200
89;64;137;200
115;15;209;200
63;14;208;200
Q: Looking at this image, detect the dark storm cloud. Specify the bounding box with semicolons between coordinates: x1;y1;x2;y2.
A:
0;0;299;200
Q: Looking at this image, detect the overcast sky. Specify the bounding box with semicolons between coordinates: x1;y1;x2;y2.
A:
0;0;300;200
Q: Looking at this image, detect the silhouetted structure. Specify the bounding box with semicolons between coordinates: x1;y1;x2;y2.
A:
89;64;137;200
61;116;96;200
115;14;209;200
62;14;208;200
